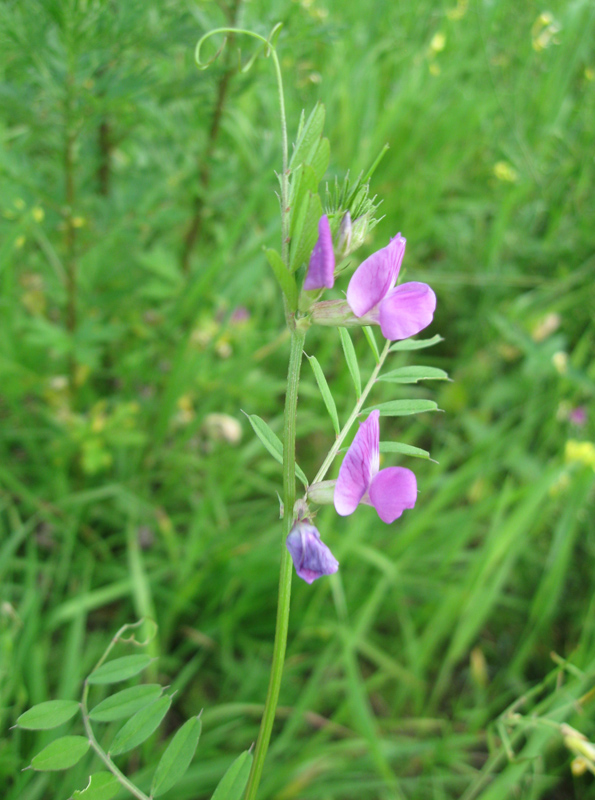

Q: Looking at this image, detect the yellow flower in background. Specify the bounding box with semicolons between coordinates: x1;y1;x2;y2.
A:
429;61;441;76
552;351;568;374
14;198;25;210
175;394;195;425
532;12;561;52
15;235;26;249
494;161;518;183
565;440;595;470
585;67;595;82
72;216;86;228
447;0;468;20
32;207;45;222
430;32;446;53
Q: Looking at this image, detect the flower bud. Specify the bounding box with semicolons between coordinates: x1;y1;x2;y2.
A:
286;521;339;584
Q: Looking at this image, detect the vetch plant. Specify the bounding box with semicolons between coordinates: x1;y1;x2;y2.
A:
15;23;447;800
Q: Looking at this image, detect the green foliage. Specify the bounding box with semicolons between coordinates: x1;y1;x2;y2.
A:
2;0;595;798
87;655;154;686
30;737;90;772
245;414;309;488
150;716;202;797
17;700;80;730
211;750;253;800
72;772;119;800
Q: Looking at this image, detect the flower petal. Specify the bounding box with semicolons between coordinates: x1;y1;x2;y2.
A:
369;467;417;523
304;215;335;290
378;281;436;341
334;410;380;516
346;234;406;317
286;522;339;584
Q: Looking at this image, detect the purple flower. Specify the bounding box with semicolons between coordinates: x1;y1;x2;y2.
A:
569;406;587;426
346;234;436;340
304;215;335;291
334;409;417;523
286;520;339;584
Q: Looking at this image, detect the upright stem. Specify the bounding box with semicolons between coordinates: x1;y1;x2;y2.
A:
244;325;306;800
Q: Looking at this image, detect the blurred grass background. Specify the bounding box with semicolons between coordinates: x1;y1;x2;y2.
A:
1;0;595;798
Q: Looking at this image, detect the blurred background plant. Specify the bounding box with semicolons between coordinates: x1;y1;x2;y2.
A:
1;0;594;798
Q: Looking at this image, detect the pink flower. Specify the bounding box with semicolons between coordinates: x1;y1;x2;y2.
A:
303;215;335;291
334;410;417;523
346;234;436;340
286;520;339;583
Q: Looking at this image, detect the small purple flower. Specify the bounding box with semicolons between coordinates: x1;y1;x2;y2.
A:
346;234;436;340
569;406;587;426
286;520;339;584
304;215;335;291
334;409;417;523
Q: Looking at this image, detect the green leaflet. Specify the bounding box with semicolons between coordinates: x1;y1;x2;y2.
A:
265;249;297;311
338;327;361;399
379;441;434;461
72;772;120;800
377;366;449;384
89;684;163;722
109;694;172;756
306;354;340;435
246;414;308;487
362;327;380;363
211;750;253;800
30;736;90;771
362;399;439;416
290;192;322;273
151;716;202;797
17;700;80;730
389;334;444;351
87;654;154;685
290;103;325;170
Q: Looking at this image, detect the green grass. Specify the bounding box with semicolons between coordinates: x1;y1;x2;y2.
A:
1;0;595;798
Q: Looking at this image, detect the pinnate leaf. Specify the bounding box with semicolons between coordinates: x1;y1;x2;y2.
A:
72;771;119;800
89;684;162;722
87;655;153;685
109;694;172;756
30;735;90;771
211;750;253;800
17;700;80;730
150;716;202;797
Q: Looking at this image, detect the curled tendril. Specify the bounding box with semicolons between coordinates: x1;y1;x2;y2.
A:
195;23;283;74
116;617;158;647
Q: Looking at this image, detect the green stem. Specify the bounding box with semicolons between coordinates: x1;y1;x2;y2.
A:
311;338;391;486
244;326;306;800
81;710;150;800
